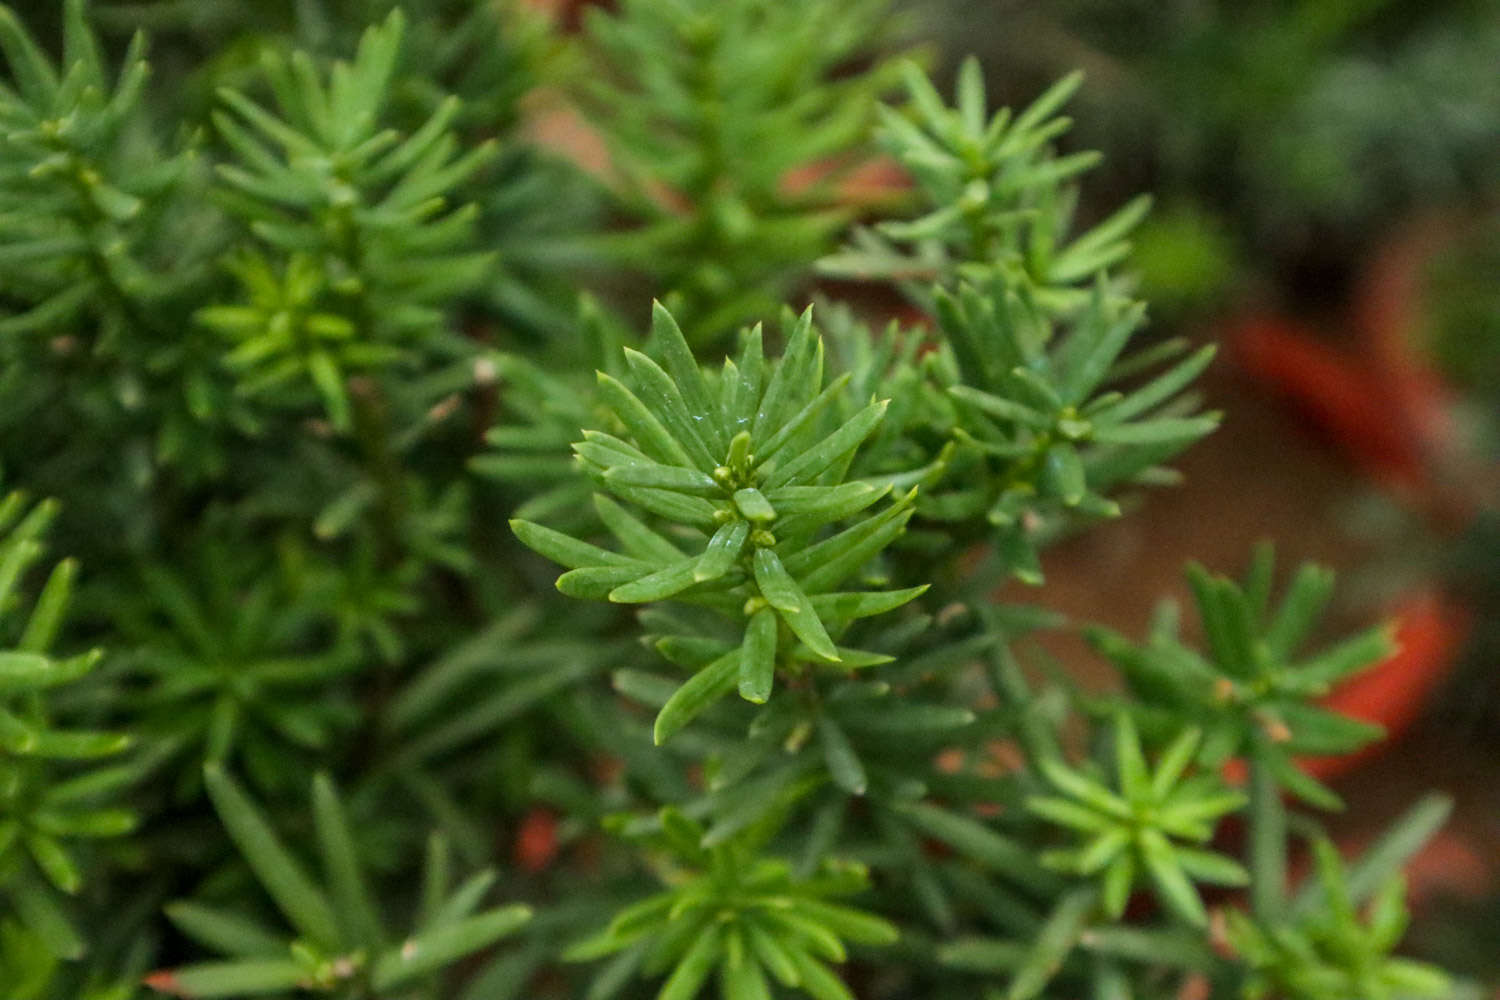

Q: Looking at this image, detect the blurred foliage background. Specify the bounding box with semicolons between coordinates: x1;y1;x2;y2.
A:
912;0;1500;313
910;0;1500;982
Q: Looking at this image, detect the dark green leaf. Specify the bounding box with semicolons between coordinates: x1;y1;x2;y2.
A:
373;905;532;990
818;716;866;796
203;765;341;950
654;651;740;744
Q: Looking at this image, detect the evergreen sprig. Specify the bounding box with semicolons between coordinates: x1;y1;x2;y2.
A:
1227;838;1450;1000
109;529;360;798
0;0;234;492
826;58;1147;311
576;0;905;344
0;491;135;960
931;275;1220;581
205;8;495;427
826;59;1220;582
0;0;202;337
1090;545;1392;809
150;766;531;999
513;303;924;742
1028;715;1247;926
566;806;897;1000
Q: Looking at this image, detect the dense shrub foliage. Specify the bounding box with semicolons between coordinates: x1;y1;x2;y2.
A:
0;2;1468;999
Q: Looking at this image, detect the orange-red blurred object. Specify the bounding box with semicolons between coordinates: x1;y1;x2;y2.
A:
514;807;561;873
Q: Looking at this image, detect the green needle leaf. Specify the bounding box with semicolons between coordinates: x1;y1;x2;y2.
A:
817;716;866;795
623;348;718;468
785;947;855;1000
558;565;649;600
1045;442;1086;506
510;520;643;569
723;952;772;1000
1112;714;1150;803
1150;727;1202;800
697;520;751;582
654;650;740;744
373;905;533;990
151;959;309;997
650;302;721;450
1174;847;1249;887
0;651;53;692
732;488;777;523
26;833;80;894
596;495;687;564
950;385;1049;428
738;608;778;703
203;764;341;950
1008;888;1094;1000
597;372;697;469
609;560;702;603
1140;828;1206;927
752;548;839;662
1090;414;1221;445
312;774;384;951
762;400;888;490
658;923;723;1000
744;918;802;987
1101;851;1135;920
165;902;285;959
897;803;1058;890
604;463;720;494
